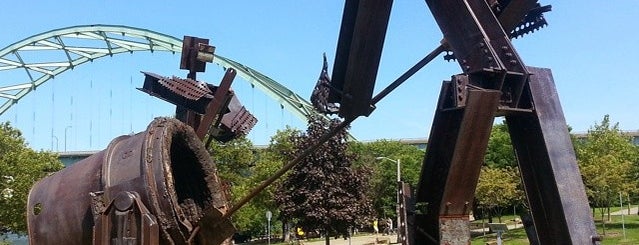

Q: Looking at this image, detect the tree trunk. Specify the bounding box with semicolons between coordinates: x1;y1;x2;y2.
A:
325;230;330;245
600;207;606;236
607;206;611;222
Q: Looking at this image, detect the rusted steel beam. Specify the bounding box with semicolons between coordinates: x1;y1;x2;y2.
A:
180;36;210;73
424;0;529;108
495;0;540;34
399;182;415;245
415;80;501;244
215;96;257;142
329;0;393;119
139;71;257;143
195;68;236;139
139;72;213;114
506;67;600;244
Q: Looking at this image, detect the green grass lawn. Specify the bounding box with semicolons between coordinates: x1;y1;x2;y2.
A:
471;214;639;244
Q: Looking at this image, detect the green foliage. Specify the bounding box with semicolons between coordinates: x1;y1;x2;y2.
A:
210;129;301;238
576;115;639;210
209;136;256;186
475;122;528;221
348;140;423;219
471;214;639;245
209;136;268;237
484;123;516;168
475;166;524;221
0;122;64;234
275;117;373;239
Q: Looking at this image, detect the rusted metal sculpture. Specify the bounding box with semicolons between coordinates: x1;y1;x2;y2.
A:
26;1;600;244
27;36;256;244
28;117;235;244
138;70;257;143
312;0;599;244
140;36;257;145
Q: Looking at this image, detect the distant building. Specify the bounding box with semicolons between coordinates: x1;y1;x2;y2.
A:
573;131;639;146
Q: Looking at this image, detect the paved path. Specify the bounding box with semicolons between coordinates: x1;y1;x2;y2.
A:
610;207;638;215
302;234;396;245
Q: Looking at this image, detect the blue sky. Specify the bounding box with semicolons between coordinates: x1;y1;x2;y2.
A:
0;1;637;151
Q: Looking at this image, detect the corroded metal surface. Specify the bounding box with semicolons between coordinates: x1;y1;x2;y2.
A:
506;67;600;244
319;0;393;119
413;1;599;244
139;71;257;143
139;72;213;114
27;118;234;244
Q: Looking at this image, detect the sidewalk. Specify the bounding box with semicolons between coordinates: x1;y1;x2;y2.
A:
470;223;522;235
303;234;396;245
610;207;638;215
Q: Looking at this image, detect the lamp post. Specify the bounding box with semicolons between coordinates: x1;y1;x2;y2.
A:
266;210;272;245
375;156;401;244
64;126;72;152
51;135;59;152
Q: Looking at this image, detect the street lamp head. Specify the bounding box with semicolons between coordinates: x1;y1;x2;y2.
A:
375;156;397;163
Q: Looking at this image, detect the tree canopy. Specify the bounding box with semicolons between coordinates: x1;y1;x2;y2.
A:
209;136;284;238
575;115;639;210
484;123;516;169
348;140;424;219
275;117;373;241
475;166;524;222
0;122;64;234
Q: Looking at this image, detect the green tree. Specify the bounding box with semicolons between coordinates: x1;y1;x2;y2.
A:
264;127;301;242
0;122;64;234
478;122;527;222
474;166;524;222
210;129;300;239
484;123;516;169
275;118;373;244
348;140;423;220
575;115;639;233
208;136;264;237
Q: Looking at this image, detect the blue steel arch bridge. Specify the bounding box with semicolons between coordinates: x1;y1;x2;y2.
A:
0;24;329;151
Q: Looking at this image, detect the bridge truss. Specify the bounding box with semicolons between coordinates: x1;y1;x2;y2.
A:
0;24;324;124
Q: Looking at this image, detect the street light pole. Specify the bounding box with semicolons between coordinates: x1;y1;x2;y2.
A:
51;135;59;152
64;126;72;152
375;156;401;244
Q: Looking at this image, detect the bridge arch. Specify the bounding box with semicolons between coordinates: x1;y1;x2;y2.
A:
0;24;323;124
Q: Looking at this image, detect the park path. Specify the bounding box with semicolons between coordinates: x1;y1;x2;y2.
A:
302;234;396;245
610;207;638;215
